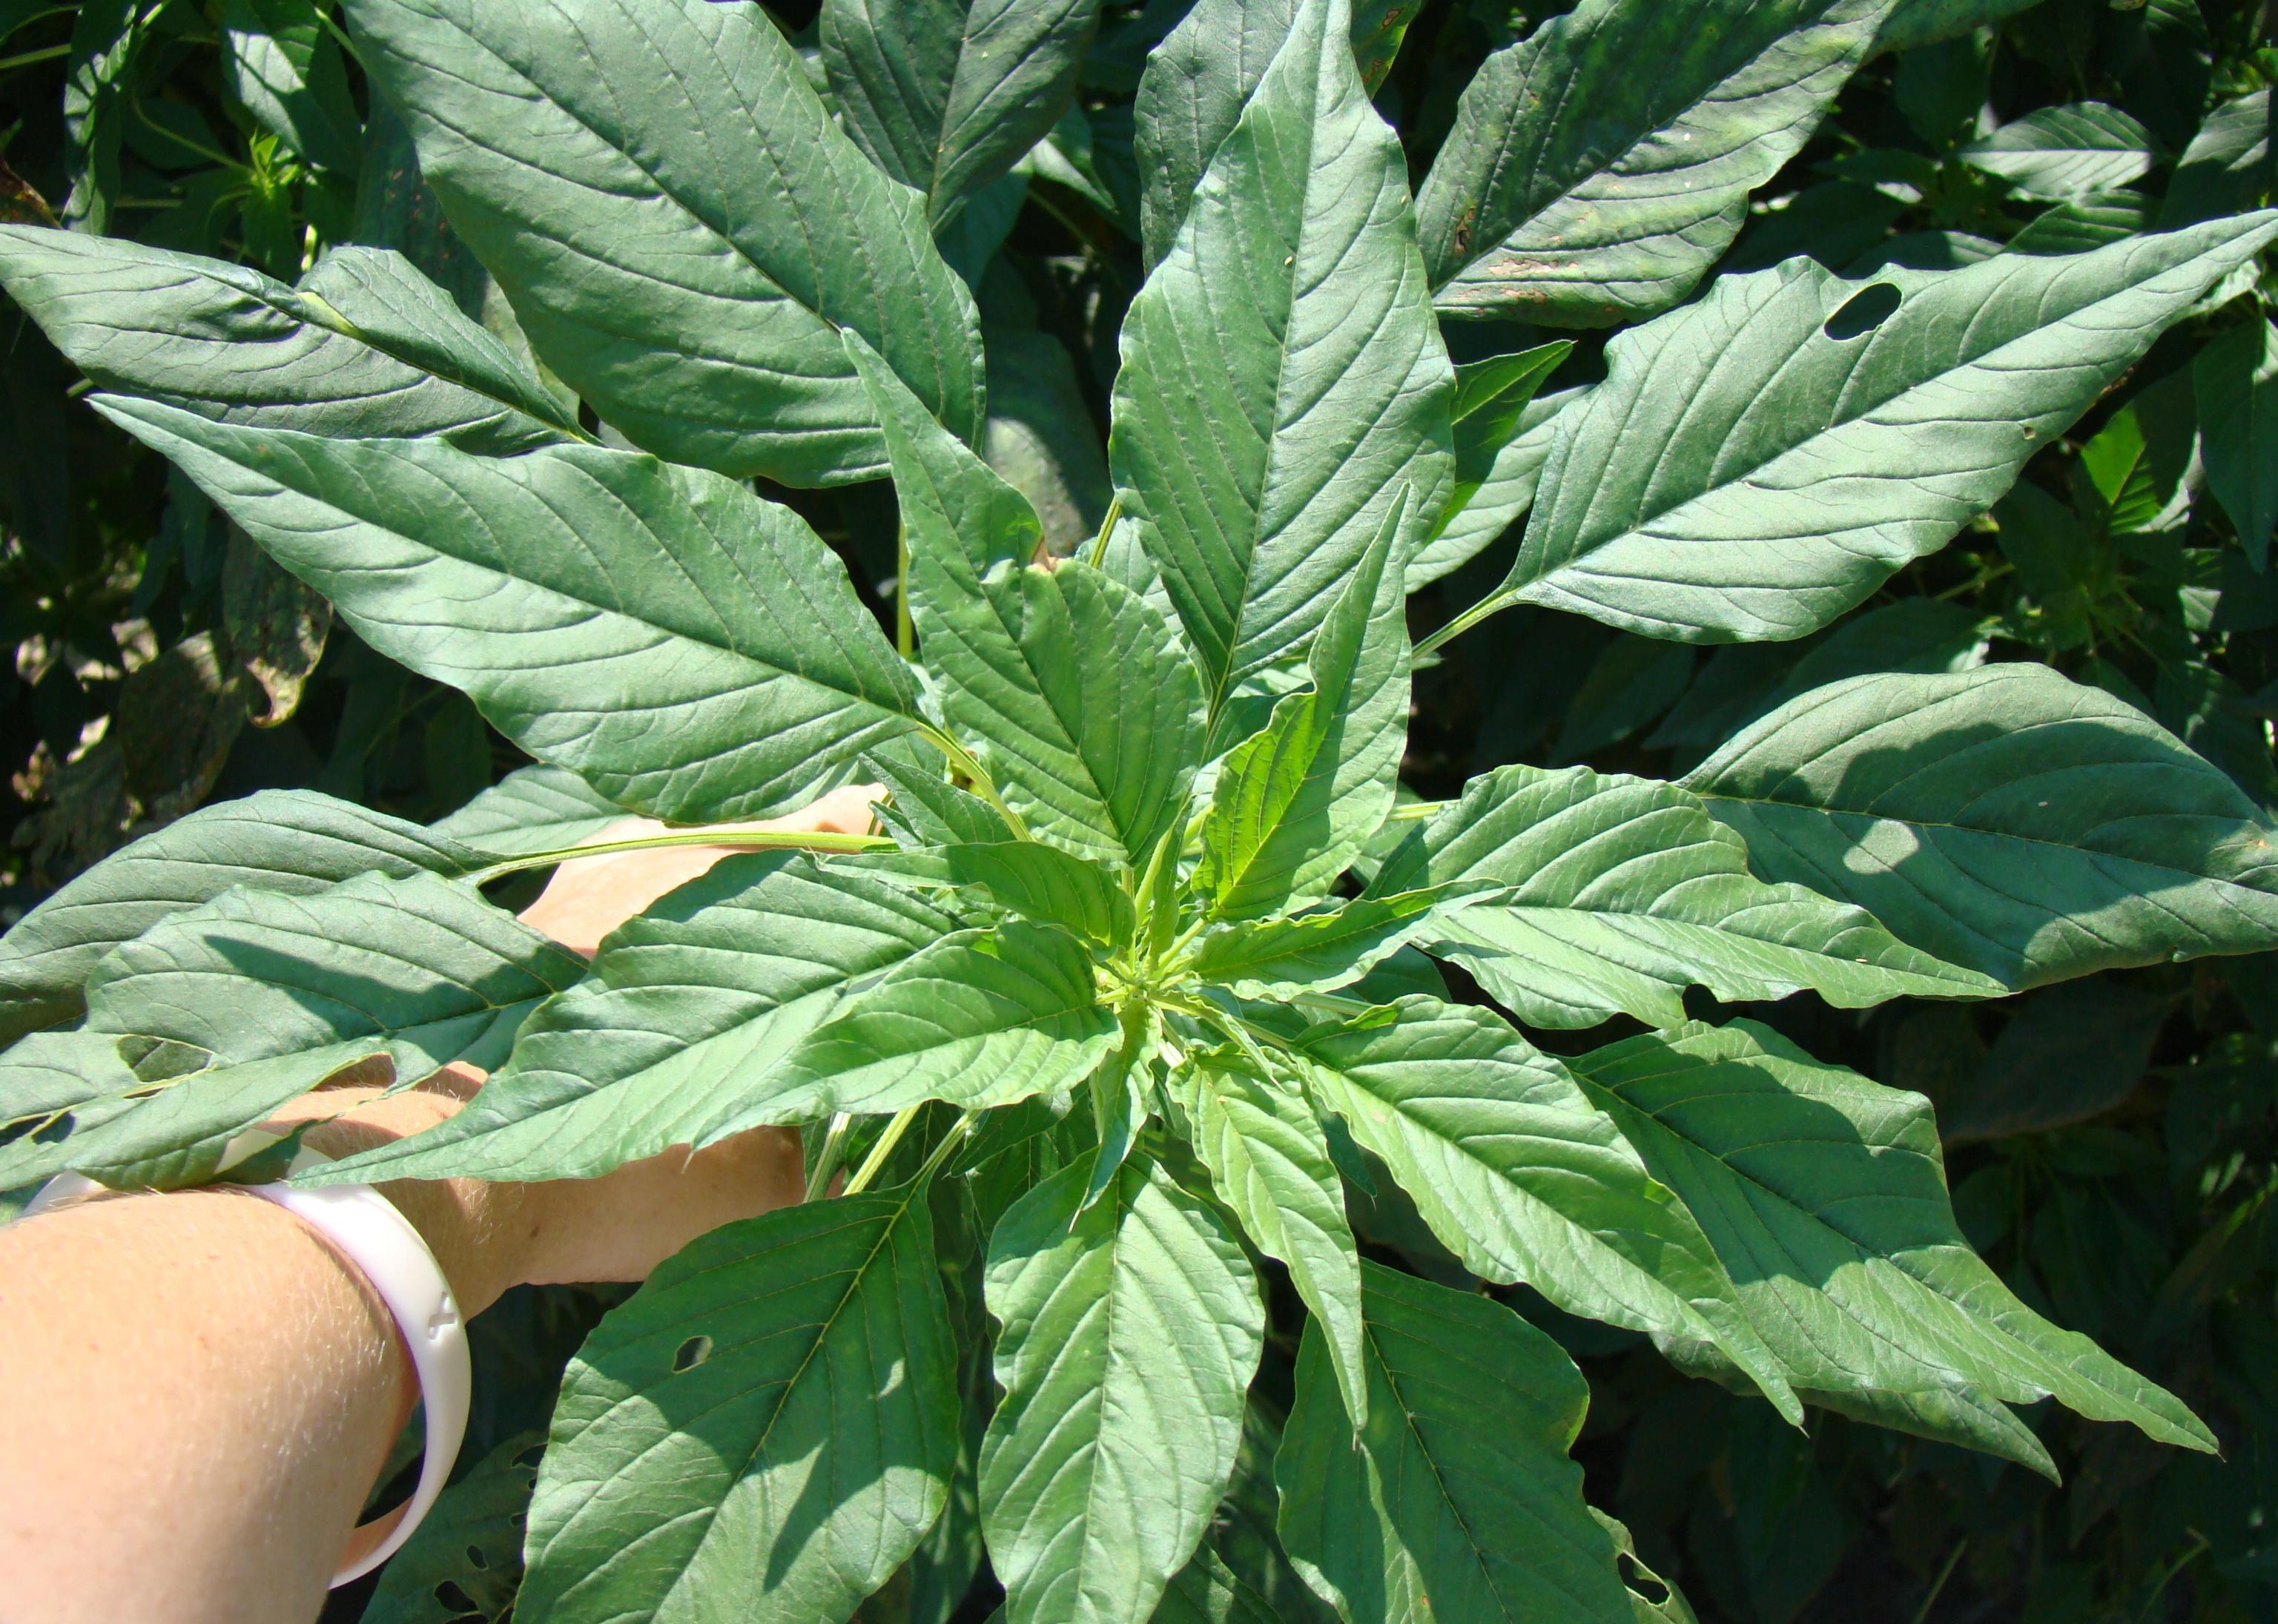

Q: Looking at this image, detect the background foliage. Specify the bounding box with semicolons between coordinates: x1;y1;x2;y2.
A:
1;1;2275;1621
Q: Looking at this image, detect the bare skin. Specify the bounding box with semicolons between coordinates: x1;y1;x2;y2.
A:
0;786;879;1624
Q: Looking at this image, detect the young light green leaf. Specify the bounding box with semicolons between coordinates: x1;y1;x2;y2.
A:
1337;1266;1637;1624
308;856;961;1185
980;1157;1264;1624
1681;665;2278;988
1077;1002;1158;1215
1410;382;1584;589
1112;0;1452;711
869;750;1020;849
0;231;580;452
2196;317;2278;569
1960;102;2157;199
1295;995;1803;1422
93;400;925;824
1416;0;1893;326
343;0;984;486
221;0;362;174
1194;502;1409;920
1571;1020;2216;1457
1186;888;1465;1001
0;790;484;1046
848;332;1203;865
521;1189;959;1624
1373;763;1997;1029
427;765;628;858
1497;212;2278;643
822;0;1100;222
1174;1054;1368;1422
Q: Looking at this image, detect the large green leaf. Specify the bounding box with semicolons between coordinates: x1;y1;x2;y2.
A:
308;855;959;1186
0;790;483;1046
1172;1053;1367;1419
850;336;1202;865
1960;102;2156;199
1275;1326;1427;1624
1681;665;2278;988
1571;1020;2216;1460
93;400;925;824
1153;1547;1290;1624
1374;763;1996;1029
2196;316;2278;569
0;231;579;453
1872;0;2040;53
822;0;1099;221
1111;0;1451;714
1293;996;1802;1421
979;1156;1264;1624
3;872;581;1189
1133;0;1402;265
1493;213;2278;643
1280;1267;1635;1624
343;0;984;486
1409;382;1582;589
1193;506;1408;919
427;765;627;857
1416;0;1892;326
520;1189;959;1624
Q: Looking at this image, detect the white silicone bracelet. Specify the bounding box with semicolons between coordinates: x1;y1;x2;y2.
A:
22;1162;472;1588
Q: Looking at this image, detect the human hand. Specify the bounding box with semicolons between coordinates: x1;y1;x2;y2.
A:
265;783;883;1313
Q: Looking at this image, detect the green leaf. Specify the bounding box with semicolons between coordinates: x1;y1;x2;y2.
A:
343;0;984;486
1960;102;2157;199
870;750;1020;849
1193;502;1409;920
0;790;483;1046
1293;995;1803;1422
1681;664;2278;988
934;841;1136;945
1373;763;1997;1029
221;0;362;174
60;0;151;233
979;1156;1264;1624
1570;1020;2216;1459
1496;213;2278;643
1872;0;2039;54
2008;191;2155;255
1282;1266;1637;1624
520;1189;959;1624
0;231;581;452
1410;382;1583;589
1186;888;1465;1000
1173;1053;1368;1422
363;1432;541;1624
428;765;628;857
1112;0;1452;713
2161;90;2271;230
92;400;925;824
1275;1325;1427;1624
1153;1547;1290;1624
850;334;1203;864
306;856;961;1185
1133;0;1408;266
822;0;1100;220
2196;317;2278;569
1416;0;1892;326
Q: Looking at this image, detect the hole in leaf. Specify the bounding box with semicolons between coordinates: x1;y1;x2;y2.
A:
434;1581;478;1612
673;1334;714;1373
1824;281;1900;340
514;1441;547;1471
467;1544;489;1570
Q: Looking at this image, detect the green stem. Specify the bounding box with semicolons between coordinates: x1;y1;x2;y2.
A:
804;1112;853;1202
0;41;68;71
1413;589;1517;659
1084;493;1123;570
1384;799;1446;823
841;1105;924;1196
911;1111;981;1186
465;826;891;886
894;521;914;658
919;723;1031;840
1909;1540;1967;1624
